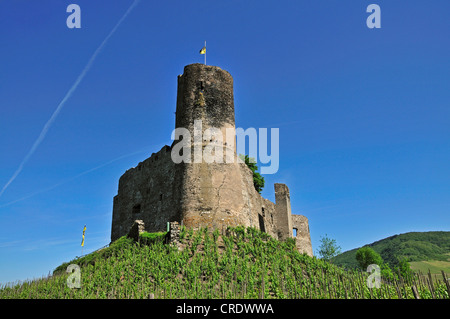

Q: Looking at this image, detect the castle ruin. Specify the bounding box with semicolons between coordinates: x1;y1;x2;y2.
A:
110;63;313;256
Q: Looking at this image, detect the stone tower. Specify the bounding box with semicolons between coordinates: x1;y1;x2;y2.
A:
110;63;313;257
175;64;235;142
175;64;250;232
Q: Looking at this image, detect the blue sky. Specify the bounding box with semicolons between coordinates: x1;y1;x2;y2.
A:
0;0;449;284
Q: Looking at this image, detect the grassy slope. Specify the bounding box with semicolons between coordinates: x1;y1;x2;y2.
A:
332;231;450;272
1;227;449;299
409;253;450;274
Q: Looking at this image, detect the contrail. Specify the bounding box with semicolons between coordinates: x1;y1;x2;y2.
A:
0;144;157;209
0;0;141;198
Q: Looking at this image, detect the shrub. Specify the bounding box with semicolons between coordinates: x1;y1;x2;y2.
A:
139;231;168;245
239;154;265;193
355;246;384;270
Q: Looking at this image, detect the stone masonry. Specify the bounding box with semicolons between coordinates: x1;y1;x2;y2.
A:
168;221;182;251
110;63;313;256
127;219;145;242
292;215;313;257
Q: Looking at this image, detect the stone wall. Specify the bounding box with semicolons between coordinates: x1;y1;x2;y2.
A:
292;214;313;257
237;161;279;239
274;184;293;241
168;221;182;250
127;219;145;242
111;145;183;241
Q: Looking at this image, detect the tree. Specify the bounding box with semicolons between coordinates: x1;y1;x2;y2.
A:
239;154;265;194
317;234;342;262
394;257;414;281
355;246;384;270
380;262;395;282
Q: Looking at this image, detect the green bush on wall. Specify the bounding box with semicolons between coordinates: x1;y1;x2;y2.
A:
239;154;265;194
139;231;168;245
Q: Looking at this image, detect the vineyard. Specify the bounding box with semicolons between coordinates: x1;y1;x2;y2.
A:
1;226;449;299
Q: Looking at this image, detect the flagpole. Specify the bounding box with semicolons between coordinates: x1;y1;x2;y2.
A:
81;224;86;257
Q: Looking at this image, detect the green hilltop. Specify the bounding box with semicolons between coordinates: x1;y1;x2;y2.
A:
331;231;450;273
1;227;449;299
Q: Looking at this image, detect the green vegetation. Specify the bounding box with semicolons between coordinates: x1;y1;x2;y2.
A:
239;154;265;193
1;227;449;299
353;247;413;282
410;258;450;274
138;231;168;245
53;236;135;274
355;247;384;270
395;258;414;282
317;234;341;262
332;231;450;273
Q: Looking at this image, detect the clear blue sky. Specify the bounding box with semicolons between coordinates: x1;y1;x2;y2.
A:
0;0;449;284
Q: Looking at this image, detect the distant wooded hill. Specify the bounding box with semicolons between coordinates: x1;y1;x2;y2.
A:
332;231;450;272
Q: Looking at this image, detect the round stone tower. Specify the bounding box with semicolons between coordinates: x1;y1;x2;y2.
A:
175;63;250;231
175;63;235;135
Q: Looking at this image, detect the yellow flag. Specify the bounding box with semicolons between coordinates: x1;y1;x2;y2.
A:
199;46;206;54
81;225;86;247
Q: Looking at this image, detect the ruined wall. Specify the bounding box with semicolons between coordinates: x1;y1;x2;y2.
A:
274;184;293;241
292;214;313;257
111;145;182;241
237;161;280;239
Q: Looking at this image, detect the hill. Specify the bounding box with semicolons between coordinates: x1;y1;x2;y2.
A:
331;231;450;272
1;227;449;299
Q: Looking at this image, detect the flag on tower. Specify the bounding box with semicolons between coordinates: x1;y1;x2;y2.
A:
199;41;206;65
81;225;86;247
